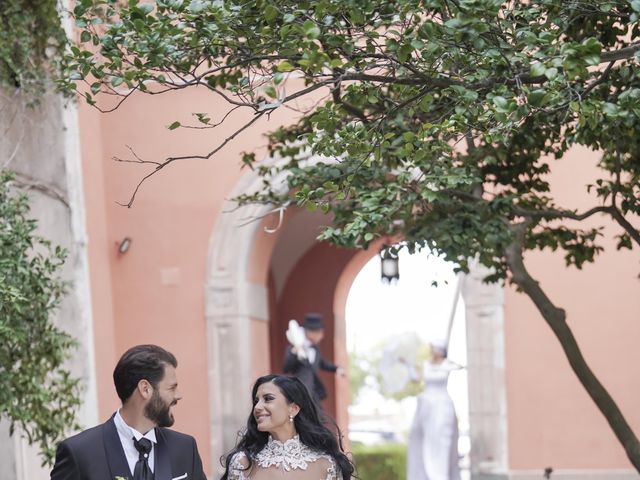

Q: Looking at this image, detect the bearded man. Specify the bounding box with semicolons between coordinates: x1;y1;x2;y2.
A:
51;344;206;480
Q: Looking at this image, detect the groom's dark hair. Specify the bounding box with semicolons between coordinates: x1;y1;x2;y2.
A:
113;344;178;403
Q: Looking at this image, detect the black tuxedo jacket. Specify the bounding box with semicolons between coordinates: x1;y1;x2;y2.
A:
283;344;337;401
50;416;207;480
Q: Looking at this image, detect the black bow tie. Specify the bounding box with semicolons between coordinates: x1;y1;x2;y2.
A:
133;437;154;480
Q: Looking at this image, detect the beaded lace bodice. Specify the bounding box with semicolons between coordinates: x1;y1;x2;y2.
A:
228;436;340;480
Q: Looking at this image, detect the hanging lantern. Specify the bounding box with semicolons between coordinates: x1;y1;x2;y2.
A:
380;245;399;283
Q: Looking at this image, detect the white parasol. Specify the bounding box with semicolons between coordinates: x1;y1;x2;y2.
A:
378;331;422;394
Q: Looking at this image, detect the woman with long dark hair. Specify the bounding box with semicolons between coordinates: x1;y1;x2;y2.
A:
220;374;354;480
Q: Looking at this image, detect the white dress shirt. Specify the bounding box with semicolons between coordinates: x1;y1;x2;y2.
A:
113;410;157;475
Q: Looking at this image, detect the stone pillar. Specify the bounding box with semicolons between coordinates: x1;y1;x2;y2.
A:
204;199;270;476
0;89;97;479
461;264;509;480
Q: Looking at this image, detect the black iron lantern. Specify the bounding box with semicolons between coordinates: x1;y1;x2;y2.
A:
380;245;399;283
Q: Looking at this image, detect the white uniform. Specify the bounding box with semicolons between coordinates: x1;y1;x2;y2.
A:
407;360;461;480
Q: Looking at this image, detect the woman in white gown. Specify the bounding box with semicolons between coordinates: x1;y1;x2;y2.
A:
221;374;354;480
405;341;461;480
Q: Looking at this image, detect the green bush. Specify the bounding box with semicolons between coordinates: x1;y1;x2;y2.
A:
351;443;406;480
0;171;80;464
0;0;67;98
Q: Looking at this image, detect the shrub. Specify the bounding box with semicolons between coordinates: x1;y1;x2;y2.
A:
351;443;406;480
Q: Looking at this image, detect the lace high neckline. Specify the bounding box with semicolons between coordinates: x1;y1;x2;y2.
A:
255;435;325;471
269;435;300;448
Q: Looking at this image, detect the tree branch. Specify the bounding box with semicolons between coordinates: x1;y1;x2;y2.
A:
505;222;640;472
609;206;640;247
331;80;370;124
601;42;640;63
118;112;267;208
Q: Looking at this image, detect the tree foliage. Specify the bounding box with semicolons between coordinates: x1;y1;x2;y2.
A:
0;0;68;98
63;0;640;469
0;171;80;465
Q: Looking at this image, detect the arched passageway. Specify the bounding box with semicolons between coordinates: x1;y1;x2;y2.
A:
204;167;509;477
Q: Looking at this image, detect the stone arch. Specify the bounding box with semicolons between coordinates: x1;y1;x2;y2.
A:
205;165;509;477
204;171;275;473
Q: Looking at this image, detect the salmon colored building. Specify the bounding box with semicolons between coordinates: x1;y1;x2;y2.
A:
2;64;639;480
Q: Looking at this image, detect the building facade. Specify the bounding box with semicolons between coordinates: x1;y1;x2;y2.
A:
1;80;638;480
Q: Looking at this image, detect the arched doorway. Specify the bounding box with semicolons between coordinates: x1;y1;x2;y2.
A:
205;167;509;478
334;251;509;478
203;176;360;473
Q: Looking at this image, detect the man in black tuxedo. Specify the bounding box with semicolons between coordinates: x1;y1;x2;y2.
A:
282;313;345;404
51;344;207;480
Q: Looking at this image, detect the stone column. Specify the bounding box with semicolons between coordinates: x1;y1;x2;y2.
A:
0;89;97;479
462;264;509;480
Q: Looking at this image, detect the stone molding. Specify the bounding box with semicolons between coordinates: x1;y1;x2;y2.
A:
475;471;638;480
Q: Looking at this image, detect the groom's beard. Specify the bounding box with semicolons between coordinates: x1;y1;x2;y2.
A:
145;390;175;427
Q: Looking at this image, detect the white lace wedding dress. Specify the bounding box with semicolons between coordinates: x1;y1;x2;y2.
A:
227;435;341;480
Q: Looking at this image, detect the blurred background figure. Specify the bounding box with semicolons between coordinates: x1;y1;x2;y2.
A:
403;339;463;480
283;313;346;404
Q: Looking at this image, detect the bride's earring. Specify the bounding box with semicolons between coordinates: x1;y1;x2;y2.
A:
289;414;294;422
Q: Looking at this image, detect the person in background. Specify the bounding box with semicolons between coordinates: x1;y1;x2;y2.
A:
402;339;462;480
283;313;345;404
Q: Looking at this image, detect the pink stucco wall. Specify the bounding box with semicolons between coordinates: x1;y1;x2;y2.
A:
79;77;639;475
79;101;119;412
80;86;305;475
504;145;640;469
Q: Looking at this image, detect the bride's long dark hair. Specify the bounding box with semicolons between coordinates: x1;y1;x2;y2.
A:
220;374;355;480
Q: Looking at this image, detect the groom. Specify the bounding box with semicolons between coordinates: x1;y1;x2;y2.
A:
50;344;207;480
283;313;345;404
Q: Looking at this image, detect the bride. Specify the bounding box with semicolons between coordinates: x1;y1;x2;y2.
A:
220;374;354;480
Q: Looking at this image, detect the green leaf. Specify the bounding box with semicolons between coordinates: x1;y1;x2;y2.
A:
602;102;619;116
527;89;547;107
398;44;414;63
529;63;546;77
303;20;321;39
188;0;207;13
492;96;508;109
277;61;294;72
265;5;278;23
168;121;181;130
544;67;558;80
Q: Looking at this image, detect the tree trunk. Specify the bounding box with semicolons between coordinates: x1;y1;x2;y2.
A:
505;236;640;472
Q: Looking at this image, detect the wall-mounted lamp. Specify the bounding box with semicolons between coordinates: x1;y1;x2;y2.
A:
379;245;399;284
117;237;132;254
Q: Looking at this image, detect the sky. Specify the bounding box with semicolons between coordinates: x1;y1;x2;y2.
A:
346;246;465;354
345;247;469;440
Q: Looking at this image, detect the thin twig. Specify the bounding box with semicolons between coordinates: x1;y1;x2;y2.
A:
119;112;267;207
